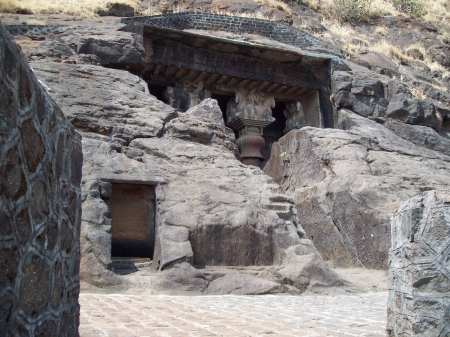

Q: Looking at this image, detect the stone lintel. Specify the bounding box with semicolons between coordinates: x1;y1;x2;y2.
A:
99;175;165;185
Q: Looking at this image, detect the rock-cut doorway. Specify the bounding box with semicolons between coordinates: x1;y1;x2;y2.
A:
109;184;156;259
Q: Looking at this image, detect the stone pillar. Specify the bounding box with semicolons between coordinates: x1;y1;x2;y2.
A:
226;89;275;166
0;23;82;336
387;190;450;337
236;126;266;166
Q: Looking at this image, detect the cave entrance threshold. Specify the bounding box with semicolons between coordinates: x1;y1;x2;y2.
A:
109;184;156;260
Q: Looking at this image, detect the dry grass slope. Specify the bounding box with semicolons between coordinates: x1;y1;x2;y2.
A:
303;0;450;25
0;0;140;17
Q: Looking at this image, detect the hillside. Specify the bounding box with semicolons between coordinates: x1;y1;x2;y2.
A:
1;0;449;289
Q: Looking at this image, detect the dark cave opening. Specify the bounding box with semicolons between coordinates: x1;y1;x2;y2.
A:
210;92;239;138
262;100;287;162
109;184;155;259
147;83;168;103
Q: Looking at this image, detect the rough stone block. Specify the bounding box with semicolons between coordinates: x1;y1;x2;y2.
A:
387;190;450;337
0;23;82;336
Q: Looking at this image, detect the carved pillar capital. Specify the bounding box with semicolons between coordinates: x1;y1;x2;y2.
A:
225;89;275;167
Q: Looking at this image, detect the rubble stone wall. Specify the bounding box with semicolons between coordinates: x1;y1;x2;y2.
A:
0;23;82;336
121;13;340;55
387;190;450;336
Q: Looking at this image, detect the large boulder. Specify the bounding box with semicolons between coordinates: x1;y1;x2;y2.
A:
264;109;450;269
27;26;146;72
30;60;177;145
332;61;450;130
387;190;450;337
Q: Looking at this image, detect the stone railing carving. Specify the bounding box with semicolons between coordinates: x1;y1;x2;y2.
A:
283;101;305;133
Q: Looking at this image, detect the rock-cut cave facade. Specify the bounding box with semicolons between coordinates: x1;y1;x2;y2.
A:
121;13;341;166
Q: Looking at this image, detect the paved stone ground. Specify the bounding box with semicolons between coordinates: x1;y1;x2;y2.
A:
79;292;388;337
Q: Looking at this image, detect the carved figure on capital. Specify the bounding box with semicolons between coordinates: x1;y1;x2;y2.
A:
283;101;305;134
163;80;210;110
226;89;275;123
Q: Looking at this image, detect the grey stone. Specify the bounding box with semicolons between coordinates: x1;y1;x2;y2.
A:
0;23;81;336
30;60;177;144
385;119;450;156
206;274;282;295
185;98;225;126
60;29;145;70
348;51;401;78
156;226;194;270
332;61;449;128
387;190;450;337
264;109;450;269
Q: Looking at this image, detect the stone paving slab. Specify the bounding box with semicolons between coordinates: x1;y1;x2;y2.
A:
79;292;388;337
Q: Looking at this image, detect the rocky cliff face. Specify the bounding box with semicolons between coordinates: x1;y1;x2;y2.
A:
4;8;449;292
263;59;450;269
264;109;450;269
30;54;342;293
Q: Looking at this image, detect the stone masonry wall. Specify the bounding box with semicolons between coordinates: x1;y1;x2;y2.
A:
387;190;450;337
121;13;341;56
0;23;82;336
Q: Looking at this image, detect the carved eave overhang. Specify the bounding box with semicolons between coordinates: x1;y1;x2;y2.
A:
141;25;334;98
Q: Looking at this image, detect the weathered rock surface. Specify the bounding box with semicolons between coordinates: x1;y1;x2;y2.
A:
264;109;450;269
30;60;176;145
332;61;450;132
27;26;146;72
0;24;82;336
347;51;401;79
387;190;450;337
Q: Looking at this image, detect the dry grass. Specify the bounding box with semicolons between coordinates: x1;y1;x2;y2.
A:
369;39;413;62
411;87;428;100
302;0;450;25
320;19;356;41
301;0;400;20
26;18;47;25
428;61;450;77
438;31;450;45
255;0;292;15
375;26;388;36
0;0;140;17
421;0;450;25
405;42;426;59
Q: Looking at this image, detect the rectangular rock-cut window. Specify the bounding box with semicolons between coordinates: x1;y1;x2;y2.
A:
109;184;156;258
